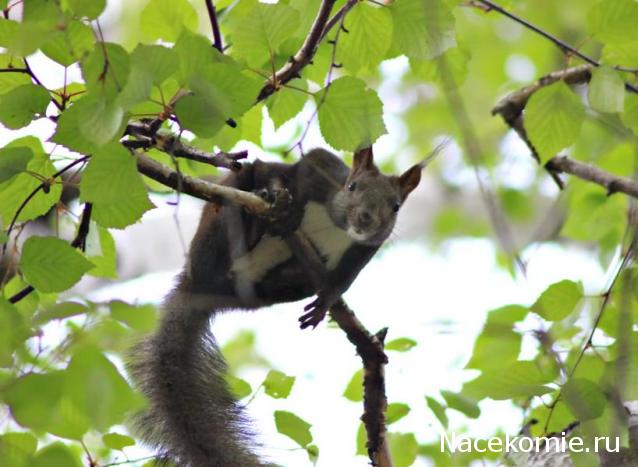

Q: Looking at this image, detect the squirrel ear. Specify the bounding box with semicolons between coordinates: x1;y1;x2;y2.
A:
353;146;375;172
398;164;422;200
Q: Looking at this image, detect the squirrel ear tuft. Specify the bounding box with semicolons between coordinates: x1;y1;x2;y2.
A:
353;146;375;172
398;164;422;200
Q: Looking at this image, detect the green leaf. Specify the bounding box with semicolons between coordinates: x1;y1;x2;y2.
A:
339;3;393;72
31;442;81;467
77;95;126;147
131;44;178;86
82;43;130;98
33;301;89;325
80;143;154;228
0;298;31;367
587;0;638;45
140;0;198;43
386;403;410;424
109;300;156;332
0;55;31;94
621;92;638;134
0;20;55;57
316;76;386;151
225;374;253;400
562;378;606;421
20;236;93;293
525;81;586;163
425;396;448;428
343;369;363;402
0;84;50;129
41;21;95;67
102;432;135;451
387;432;418;467
463;360;556;400
410;45;471;88
0;432;38;467
531;280;583;321
65;347;145;431
266;79;308;129
0;146;33;183
263;369;295;399
86;225;117;278
52;96;100;154
386;337;417;352
390;0;456;60
231;2;300;68
67;0;106;19
175;62;262;138
588;65;625;113
274;410;312;448
440;390;480;418
0;142;62;223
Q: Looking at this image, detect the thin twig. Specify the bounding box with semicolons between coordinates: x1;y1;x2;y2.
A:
204;0;224;52
473;0;638;93
257;0;342;101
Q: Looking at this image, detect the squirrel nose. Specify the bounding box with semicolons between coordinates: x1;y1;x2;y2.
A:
357;210;373;228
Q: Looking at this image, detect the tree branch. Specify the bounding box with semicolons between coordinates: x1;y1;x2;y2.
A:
204;0;224;52
283;230;392;467
257;0;348;101
472;0;638;93
133;151;272;214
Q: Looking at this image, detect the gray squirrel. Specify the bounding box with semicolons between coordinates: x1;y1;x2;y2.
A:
128;147;422;466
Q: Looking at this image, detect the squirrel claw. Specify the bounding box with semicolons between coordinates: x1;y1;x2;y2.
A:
299;298;328;329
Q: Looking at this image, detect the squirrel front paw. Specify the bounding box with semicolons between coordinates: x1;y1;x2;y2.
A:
299;294;334;329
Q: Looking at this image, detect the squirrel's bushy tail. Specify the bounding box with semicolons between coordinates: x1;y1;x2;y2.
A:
128;289;263;467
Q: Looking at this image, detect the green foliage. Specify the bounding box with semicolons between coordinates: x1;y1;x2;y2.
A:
531;280;583;321
0;84;50;129
589;65;625;113
525;81;586;163
386;337;417;352
274;410;313;448
263;369;295;399
343;368;363;402
140;0;198;42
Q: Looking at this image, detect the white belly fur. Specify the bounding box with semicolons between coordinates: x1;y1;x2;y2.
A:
230;201;353;283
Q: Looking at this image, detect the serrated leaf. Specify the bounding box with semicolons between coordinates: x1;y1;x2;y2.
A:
440;390;480;418
0;19;55;57
0;146;33;183
525;81;585;163
65;347;145;431
0;145;62;223
562;378;606;421
68;0;106;19
52;96;100;154
463;360;556;400
425;396;448;428
386;403;410;424
131;44;178;86
622;93;638;134
225;374;252;399
0;55;31;94
20;236;93;293
339;3;392;72
41;21;94;67
316;76;386;151
0;84;50;129
390;0;456;60
263;369;295;399
141;0;198;43
82;43;130;98
80;143;154;228
531;280;583;321
31;442;81;467
86;225;117;278
387;432;418;467
589;66;625;113
231;2;299;68
274;410;312;448
587;0;638;45
77;95;126;147
102;432;135;451
266;79;308;129
386;337;417;352
343;368;363;402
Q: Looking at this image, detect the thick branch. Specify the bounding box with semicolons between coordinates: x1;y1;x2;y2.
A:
283;230;392;467
133;152;271;213
257;0;346;101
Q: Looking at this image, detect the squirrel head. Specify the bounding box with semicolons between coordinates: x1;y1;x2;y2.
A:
332;146;422;246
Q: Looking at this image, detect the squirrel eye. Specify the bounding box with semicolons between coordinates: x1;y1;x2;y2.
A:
347;182;357;192
392;202;400;213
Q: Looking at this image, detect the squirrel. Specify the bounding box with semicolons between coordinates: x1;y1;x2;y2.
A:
128;147;422;467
